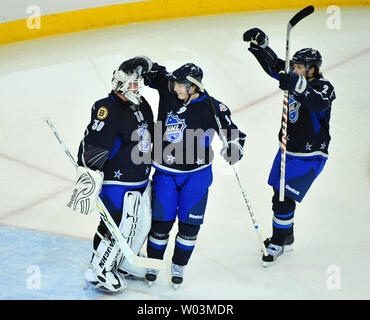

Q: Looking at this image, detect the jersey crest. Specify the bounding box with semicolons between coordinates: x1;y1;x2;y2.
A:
165;112;187;143
288;95;301;124
137;124;151;153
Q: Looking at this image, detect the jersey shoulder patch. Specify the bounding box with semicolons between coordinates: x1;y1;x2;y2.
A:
96;106;109;120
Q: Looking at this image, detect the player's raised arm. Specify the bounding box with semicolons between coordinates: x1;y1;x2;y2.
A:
243;28;285;80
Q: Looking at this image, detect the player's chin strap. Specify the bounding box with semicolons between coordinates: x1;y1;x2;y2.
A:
186;76;268;257
44;117;164;271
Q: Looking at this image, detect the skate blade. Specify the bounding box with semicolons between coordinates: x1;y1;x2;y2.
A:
146;280;155;287
262;255;282;268
172;283;179;290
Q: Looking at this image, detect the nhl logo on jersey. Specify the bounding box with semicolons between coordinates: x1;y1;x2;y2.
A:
165;112;187;143
137;124;151;153
288;95;301;124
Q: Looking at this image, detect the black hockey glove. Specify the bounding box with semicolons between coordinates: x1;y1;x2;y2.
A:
220;141;244;165
243;28;269;49
120;56;152;75
278;71;307;96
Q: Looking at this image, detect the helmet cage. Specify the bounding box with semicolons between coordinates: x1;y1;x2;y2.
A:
112;70;144;105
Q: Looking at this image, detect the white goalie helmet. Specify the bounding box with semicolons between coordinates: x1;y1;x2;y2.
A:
112;67;144;105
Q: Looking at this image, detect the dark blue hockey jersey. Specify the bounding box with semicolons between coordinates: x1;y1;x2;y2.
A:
77;91;153;186
248;45;336;158
144;63;246;174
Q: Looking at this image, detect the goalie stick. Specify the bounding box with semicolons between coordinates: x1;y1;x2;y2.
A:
44;117;164;271
186;76;268;257
279;5;315;201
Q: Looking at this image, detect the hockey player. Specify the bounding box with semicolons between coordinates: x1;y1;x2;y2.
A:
243;28;336;267
67;60;154;292
121;57;246;287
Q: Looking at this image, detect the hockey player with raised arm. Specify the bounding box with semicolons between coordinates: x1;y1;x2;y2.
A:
121;57;246;288
67;60;154;292
243;28;336;267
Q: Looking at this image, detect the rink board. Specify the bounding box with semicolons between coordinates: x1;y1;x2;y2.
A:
1;0;368;45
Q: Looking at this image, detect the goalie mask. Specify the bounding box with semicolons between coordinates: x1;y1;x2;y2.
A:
112;66;144;105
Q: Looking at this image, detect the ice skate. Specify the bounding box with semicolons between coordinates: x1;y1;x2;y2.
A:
171;263;184;290
263;234;294;252
145;269;159;287
262;243;285;267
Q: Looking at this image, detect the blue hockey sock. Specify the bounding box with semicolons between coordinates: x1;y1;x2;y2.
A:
172;222;200;266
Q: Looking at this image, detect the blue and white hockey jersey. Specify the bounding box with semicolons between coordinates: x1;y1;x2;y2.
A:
248;44;336;159
143;63;246;174
77;91;153;187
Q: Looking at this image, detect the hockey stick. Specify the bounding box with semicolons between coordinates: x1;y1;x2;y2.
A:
44;117;164;271
186;76;268;256
279;5;315;202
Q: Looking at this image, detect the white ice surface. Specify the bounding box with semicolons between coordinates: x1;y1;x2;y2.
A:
0;7;369;300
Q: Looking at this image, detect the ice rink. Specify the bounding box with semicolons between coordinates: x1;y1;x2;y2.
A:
0;7;369;300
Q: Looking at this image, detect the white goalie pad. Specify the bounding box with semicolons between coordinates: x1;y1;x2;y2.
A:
118;181;152;277
85;235;126;292
66;166;103;215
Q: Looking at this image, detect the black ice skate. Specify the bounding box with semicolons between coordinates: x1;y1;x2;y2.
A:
263;234;294;252
145;269;159;287
171;263;184;290
262;234;294;267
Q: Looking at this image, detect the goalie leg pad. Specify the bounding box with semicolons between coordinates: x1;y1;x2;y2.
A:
117;182;152;277
85;234;126;293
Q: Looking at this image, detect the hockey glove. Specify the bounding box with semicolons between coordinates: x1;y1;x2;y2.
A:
243;28;269;49
278;71;307;96
120;56;153;75
220;140;244;165
66;166;103;215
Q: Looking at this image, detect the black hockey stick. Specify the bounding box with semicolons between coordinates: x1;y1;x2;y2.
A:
186;76;268;256
279;5;314;201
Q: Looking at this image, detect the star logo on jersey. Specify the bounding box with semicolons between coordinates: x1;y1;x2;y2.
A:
165;112;187;143
166;154;175;164
305;142;312;151
195;158;204;165
288;94;301;124
114;169;122;179
320;142;326;150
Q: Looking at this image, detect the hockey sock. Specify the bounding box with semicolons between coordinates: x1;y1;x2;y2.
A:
271;190;295;245
172;222;200;266
147;220;175;260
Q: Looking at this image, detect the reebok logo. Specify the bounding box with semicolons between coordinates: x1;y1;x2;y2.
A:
286;185;300;195
67;188;78;208
189;214;203;219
